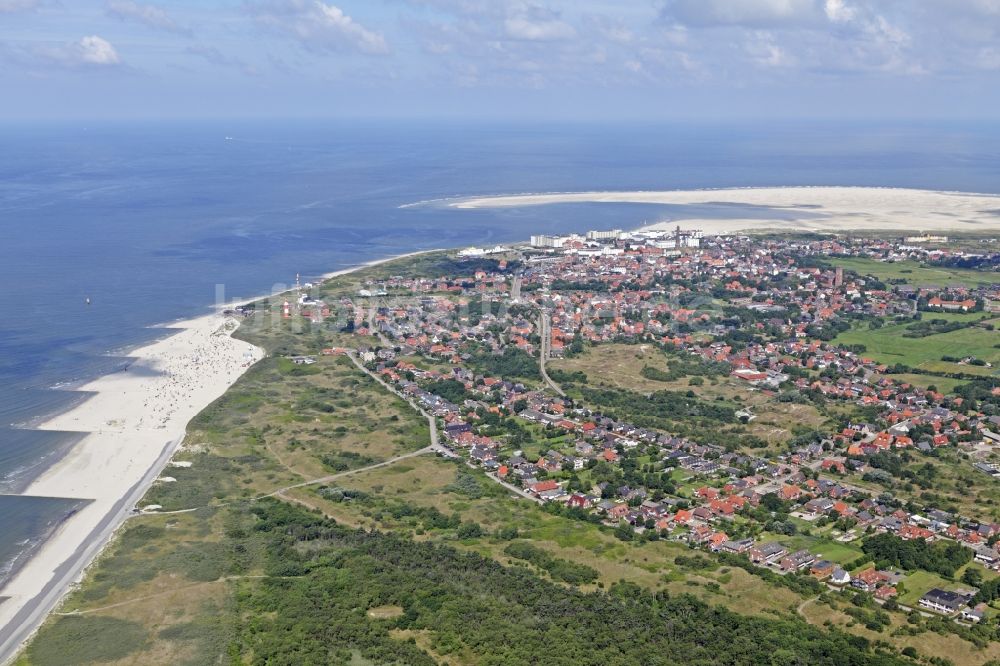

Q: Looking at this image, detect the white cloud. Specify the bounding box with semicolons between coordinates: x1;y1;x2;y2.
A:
504;15;575;40
106;0;190;35
1;34;123;69
606;26;634;44
30;35;122;67
823;3;915;73
656;0;926;75
248;0;390;55
74;35;121;65
399;0;501;17
316;3;389;53
824;0;856;23
453;62;479;86
424;40;453;55
321;0;994;90
746;32;793;66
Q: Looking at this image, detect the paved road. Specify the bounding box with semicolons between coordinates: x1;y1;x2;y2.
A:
346;350;538;503
537;311;565;397
367;303;392;347
0;434;183;666
486;472;543;504
344;352;444;453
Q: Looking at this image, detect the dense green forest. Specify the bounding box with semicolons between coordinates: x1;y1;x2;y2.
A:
469;347;540;380
232;499;909;666
861;533;973;577
581;386;736;425
503;540;599;585
424;378;470;404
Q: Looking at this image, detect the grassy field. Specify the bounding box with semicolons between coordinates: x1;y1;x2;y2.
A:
885;373;966;393
829;257;999;289
835;321;1000;375
142;354;428;513
551;343;832;449
20;509;238;666
845;449;1000;525
800;596;1000;666
758;534;864;566
19;396;809;666
549;342;676;394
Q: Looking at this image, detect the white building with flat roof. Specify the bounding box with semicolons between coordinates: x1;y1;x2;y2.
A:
530;235;565;248
586;229;622;241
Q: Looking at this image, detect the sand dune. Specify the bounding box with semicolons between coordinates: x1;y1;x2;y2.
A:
452;186;1000;234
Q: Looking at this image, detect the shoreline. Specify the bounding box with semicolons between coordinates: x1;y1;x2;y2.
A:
0;432;86;496
0;248;443;664
0;313;264;665
444;185;1000;235
0;497;91;590
215;249;443;312
320;249;440;281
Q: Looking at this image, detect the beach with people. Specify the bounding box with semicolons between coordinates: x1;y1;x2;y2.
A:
0;313;263;660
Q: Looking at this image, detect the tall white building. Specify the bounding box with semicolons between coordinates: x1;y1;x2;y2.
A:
530;235;565;248
585;229;622;241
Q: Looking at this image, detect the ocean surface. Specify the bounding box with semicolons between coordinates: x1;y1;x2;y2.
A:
1;119;1000;586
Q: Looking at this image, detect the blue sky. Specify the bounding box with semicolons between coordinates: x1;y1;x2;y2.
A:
1;0;998;120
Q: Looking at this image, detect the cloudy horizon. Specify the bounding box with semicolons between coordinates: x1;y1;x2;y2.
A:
1;0;998;121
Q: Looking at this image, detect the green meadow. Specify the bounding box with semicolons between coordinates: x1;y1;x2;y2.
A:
829;257;999;289
835;322;1000;374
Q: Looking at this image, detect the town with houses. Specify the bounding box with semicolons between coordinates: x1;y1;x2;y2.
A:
286;226;1000;628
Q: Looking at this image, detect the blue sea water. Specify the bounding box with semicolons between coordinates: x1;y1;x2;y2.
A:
1;119;1000;584
0;496;90;588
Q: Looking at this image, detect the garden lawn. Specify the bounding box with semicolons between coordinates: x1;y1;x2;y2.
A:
897;570;966;607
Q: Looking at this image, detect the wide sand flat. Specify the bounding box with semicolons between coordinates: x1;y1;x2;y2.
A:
452;186;1000;234
0;313;263;653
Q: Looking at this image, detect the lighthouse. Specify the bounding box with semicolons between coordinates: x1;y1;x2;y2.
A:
282;300;291;319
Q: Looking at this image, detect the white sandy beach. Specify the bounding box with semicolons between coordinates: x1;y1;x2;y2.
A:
0;313;263;661
0;251;437;664
452;186;1000;234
